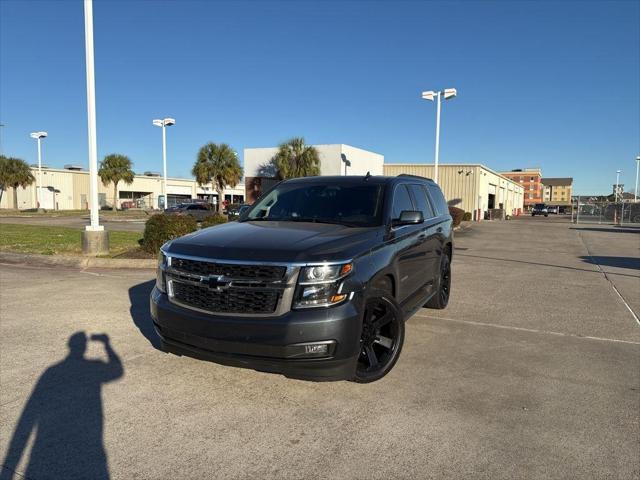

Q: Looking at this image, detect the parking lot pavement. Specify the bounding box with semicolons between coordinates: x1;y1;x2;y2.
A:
0;214;147;232
1;218;638;479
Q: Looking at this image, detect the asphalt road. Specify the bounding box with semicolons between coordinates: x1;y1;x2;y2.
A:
1;217;638;479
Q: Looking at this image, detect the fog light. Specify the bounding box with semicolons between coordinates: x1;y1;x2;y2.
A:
305;344;328;355
286;341;336;358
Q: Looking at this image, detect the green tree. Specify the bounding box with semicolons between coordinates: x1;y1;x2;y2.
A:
192;143;243;213
270;137;320;180
98;154;134;212
0;155;35;209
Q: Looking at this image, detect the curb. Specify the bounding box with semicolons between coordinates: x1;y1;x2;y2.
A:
0;251;156;270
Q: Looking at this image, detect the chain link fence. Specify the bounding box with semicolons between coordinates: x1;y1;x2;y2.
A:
572;197;640;225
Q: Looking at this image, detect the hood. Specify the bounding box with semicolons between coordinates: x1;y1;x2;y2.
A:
166;220;382;263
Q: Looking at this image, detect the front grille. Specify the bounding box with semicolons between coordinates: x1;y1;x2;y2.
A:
171;258;286;280
172;282;280;314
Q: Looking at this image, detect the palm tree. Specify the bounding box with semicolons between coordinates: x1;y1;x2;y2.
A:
192;143;243;213
270;137;320;180
98;154;134;212
0;155;35;209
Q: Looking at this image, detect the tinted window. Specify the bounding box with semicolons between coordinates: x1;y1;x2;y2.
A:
392;185;415;219
409;184;435;220
426;184;448;216
244;183;385;227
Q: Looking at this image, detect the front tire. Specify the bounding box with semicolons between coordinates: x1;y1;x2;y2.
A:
353;289;405;383
425;253;451;310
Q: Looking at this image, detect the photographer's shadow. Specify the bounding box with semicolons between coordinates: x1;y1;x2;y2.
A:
1;332;123;480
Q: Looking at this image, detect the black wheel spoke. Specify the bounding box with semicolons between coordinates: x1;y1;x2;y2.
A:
372;311;392;329
364;345;378;367
374;335;393;350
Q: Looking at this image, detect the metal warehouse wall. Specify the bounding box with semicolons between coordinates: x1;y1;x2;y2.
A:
383;164;480;213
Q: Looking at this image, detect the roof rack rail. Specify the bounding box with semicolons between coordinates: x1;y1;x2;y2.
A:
398;173;430;180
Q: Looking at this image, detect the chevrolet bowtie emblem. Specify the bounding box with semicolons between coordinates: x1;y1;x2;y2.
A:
200;275;230;292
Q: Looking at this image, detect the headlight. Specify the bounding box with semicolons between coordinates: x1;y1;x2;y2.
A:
293;262;353;308
298;263;353;284
156;250;168;293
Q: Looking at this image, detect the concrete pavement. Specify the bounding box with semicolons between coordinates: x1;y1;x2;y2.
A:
0;217;638;479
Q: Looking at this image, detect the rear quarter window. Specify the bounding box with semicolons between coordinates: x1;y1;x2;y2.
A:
426;184;449;216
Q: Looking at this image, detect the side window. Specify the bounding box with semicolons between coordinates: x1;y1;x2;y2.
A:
426;184;448;216
392;185;415;219
408;184;435;220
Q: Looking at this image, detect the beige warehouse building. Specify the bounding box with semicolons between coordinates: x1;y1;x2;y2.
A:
384;164;524;220
0;166;245;211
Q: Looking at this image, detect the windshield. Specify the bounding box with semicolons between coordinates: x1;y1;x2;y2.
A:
242;182;385;227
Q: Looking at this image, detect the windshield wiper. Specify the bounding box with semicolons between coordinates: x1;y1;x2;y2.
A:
288;217;359;227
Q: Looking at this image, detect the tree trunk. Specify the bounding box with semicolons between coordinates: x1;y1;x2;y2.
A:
113;181;118;213
217;187;223;213
13;186;19;210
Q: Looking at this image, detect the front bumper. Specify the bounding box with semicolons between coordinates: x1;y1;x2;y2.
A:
150;287;363;381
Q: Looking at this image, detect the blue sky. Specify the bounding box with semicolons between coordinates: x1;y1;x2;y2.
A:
1;0;638;195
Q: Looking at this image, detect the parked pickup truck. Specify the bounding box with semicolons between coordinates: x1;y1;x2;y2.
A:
151;174;454;382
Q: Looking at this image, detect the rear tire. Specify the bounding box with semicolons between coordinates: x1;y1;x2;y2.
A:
353;288;405;383
425;254;451;310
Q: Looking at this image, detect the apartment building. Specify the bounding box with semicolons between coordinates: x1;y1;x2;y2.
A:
500;168;543;211
542;178;573;206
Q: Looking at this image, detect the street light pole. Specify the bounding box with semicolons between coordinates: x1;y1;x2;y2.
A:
84;0;101;232
421;88;457;184
153;117;175;209
30;131;47;208
162;123;167;200
81;0;108;255
634;156;640;202
434;91;441;184
0;123;4;154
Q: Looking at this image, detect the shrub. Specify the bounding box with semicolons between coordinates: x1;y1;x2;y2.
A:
448;206;465;228
200;214;228;228
142;213;197;253
462;211;472;222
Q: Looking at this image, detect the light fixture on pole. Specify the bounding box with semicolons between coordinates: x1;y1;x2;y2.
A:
421;87;457;184
81;0;108;255
634;156;639;202
341;153;351;175
29;131;47;208
153;117;175;209
615;170;622;203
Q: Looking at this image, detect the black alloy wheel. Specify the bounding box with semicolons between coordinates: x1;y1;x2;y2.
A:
425;254;451;310
354;292;404;383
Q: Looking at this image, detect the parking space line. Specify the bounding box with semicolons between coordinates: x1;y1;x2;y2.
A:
577;231;640;327
413;313;640;345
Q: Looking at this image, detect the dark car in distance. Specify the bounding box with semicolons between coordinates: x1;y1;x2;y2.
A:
531;203;548;217
151;175;453;382
224;203;251;220
165;202;215;221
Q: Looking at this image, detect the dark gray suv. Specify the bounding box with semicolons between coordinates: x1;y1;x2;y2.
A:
151;175;453;382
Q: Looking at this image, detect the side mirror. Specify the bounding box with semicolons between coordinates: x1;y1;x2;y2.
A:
393;210;424;226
